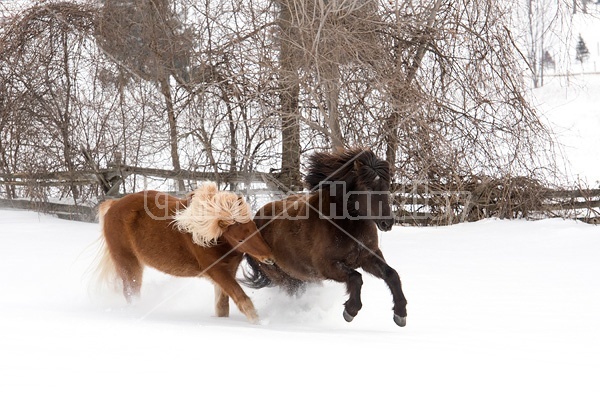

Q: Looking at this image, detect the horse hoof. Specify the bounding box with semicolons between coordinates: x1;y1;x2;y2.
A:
393;314;407;327
343;309;355;323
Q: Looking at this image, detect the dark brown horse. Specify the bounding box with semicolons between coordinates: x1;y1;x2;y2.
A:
94;182;274;323
244;149;408;327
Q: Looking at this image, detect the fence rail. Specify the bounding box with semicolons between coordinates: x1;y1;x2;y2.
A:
0;167;278;187
0;166;283;222
0;198;97;222
1;168;599;225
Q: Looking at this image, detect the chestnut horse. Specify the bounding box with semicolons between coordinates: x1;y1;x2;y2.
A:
244;149;408;327
95;182;274;323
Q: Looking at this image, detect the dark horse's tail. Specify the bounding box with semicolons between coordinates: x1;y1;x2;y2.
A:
242;254;273;289
242;255;305;295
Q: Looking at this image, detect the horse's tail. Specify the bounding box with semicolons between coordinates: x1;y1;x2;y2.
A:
242;254;273;289
242;254;306;295
92;200;119;291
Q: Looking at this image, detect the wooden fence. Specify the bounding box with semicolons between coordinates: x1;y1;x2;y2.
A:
392;184;600;225
0;164;283;222
1;167;599;225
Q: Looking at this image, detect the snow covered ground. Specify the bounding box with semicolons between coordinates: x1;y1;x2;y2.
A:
1;209;599;399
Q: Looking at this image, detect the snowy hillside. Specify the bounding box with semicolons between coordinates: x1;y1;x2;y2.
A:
533;74;600;184
569;9;600;74
531;10;600;184
1;209;599;399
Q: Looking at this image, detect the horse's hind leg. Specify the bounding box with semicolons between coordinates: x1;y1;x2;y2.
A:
214;285;230;317
323;261;363;322
112;252;144;303
208;268;258;324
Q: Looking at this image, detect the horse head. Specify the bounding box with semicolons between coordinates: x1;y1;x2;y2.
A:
347;151;395;231
220;219;275;265
305;148;395;231
175;184;275;263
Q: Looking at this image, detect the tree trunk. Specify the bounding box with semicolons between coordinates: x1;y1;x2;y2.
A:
224;87;238;190
61;29;79;201
159;76;185;192
0;141;15;199
528;0;539;88
406;0;443;85
384;112;400;176
385;0;443;171
278;1;302;191
322;63;344;151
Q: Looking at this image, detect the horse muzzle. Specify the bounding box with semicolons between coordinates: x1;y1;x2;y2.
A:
261;257;275;265
376;218;395;232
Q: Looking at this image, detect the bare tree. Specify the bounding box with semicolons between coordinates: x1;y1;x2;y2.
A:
573;0;590;14
96;0;193;191
0;2;96;201
380;1;560;183
0;0;565;222
267;0;560;186
514;0;572;87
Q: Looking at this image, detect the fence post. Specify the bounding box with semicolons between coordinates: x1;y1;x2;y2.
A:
103;151;124;196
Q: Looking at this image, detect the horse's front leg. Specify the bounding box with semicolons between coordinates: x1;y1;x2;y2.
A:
324;261;364;323
362;251;408;327
207;268;259;324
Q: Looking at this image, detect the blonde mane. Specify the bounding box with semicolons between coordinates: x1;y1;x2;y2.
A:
174;182;252;247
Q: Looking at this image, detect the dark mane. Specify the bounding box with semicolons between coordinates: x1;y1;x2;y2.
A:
304;148;390;190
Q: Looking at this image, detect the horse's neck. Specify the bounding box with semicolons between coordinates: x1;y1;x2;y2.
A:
315;187;356;219
316;188;340;212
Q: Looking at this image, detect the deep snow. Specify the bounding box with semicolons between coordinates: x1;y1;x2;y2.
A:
1;209;599;399
1;4;600;399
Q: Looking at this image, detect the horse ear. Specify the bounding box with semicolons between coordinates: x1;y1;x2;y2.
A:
354;160;364;171
201;181;218;199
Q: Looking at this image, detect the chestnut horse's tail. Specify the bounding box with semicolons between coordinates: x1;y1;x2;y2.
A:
242;254;305;295
92;199;119;291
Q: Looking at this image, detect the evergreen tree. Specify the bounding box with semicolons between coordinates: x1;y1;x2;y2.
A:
542;50;555;70
576;34;590;64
